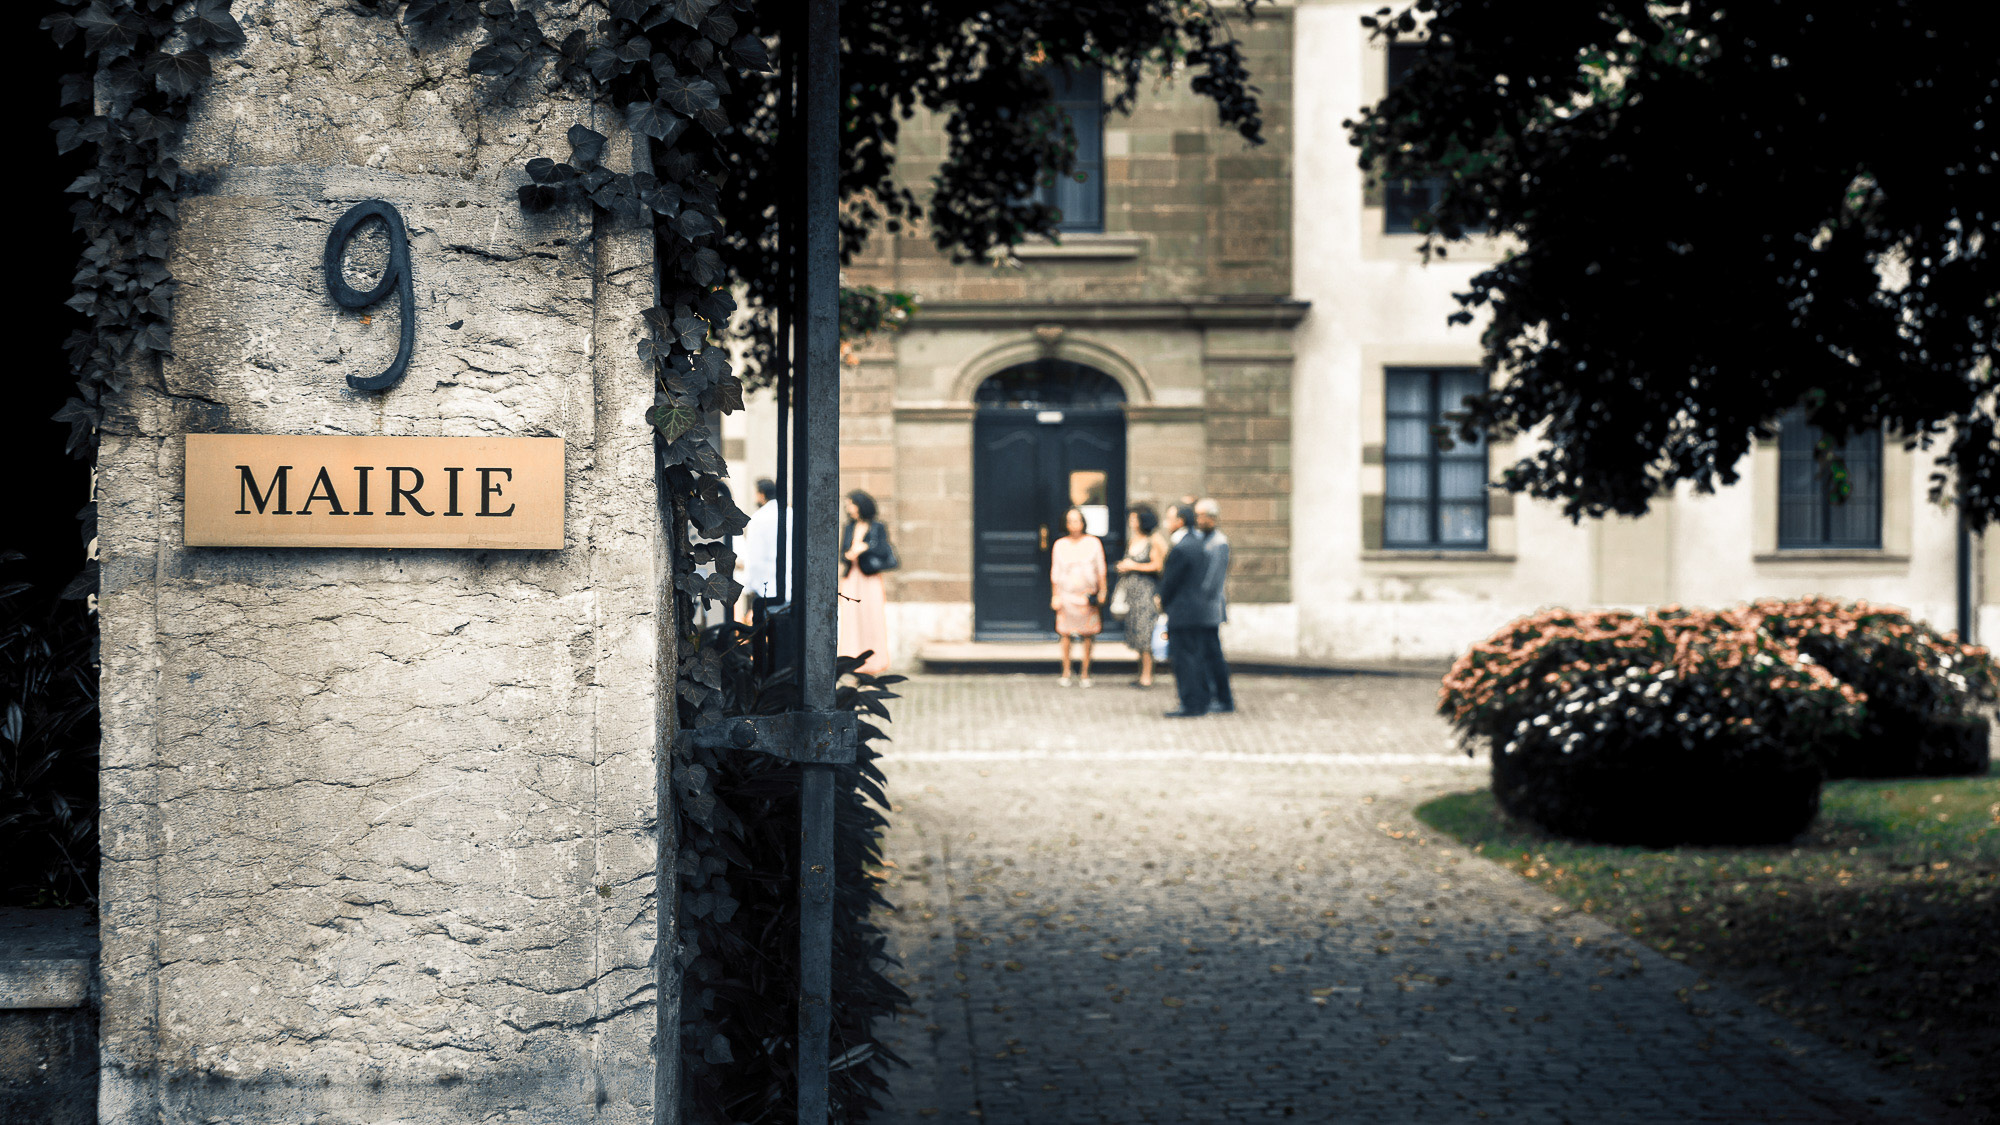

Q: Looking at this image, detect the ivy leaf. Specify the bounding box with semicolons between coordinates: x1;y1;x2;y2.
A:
555;29;587;73
694;105;731;137
41;12;79;47
658;75;720;116
566;124;607;169
699;11;738;44
639;177;683;217
641;306;674;340
672;315;708;351
692;346;730;381
51;398;99;426
469;35;531;78
525;157;579;185
517;183;565;212
402;0;463;25
97;61;143;103
670;0;717;28
184;0;247;50
702;374;745;415
74;2;142;60
686;246;723;285
584;45;624;83
674;207;718;240
627;100;688;143
694;287;736;324
651;403;699;444
130;320;172;355
124;108;174;144
58;73;92;107
147;50;212;98
615;34;651;63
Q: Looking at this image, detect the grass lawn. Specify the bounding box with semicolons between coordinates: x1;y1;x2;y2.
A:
1416;771;2000;1121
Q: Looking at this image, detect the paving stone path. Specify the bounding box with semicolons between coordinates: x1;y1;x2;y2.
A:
867;673;1945;1124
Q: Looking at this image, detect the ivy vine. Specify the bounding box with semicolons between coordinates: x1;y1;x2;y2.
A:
362;2;904;1120
46;0;247;607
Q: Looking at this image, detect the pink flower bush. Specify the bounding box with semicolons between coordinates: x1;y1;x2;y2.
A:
1439;604;1861;742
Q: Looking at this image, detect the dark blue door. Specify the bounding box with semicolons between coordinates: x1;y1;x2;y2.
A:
973;407;1126;639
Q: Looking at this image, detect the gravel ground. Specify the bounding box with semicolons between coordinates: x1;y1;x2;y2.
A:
862;673;1948;1124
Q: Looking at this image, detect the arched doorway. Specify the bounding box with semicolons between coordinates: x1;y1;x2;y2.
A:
972;359;1128;638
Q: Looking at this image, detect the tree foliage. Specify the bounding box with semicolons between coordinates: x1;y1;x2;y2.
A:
1347;1;1999;527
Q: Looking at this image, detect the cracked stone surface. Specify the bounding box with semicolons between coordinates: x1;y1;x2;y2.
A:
96;5;666;1122
872;673;1947;1123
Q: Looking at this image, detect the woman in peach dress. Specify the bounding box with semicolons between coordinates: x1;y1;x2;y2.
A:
1049;506;1108;687
838;490;892;675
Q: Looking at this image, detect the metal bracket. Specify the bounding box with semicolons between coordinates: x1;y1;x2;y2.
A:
682;711;857;764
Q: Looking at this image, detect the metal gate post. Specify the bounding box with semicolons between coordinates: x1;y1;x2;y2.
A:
797;1;842;1122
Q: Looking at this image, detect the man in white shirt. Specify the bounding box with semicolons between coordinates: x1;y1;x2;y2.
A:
736;478;793;624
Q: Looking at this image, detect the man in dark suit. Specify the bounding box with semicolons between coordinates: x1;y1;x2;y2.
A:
1157;503;1219;718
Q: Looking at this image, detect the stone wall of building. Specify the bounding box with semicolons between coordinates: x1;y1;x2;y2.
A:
840;12;1300;662
96;5;668;1122
1290;0;1994;664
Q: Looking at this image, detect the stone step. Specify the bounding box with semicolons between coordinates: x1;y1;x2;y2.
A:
915;640;1448;678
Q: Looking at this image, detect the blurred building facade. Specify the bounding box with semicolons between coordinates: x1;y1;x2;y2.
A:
729;0;1995;666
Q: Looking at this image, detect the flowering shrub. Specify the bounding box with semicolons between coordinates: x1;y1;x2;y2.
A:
1439;605;1860;742
1440;605;1861;844
1745;598;1997;778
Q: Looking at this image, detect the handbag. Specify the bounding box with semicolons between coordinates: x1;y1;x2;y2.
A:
1150;616;1169;662
857;530;899;576
1108;577;1130;617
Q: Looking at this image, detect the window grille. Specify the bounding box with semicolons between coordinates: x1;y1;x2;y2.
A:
1384;367;1488;548
1777;408;1882;549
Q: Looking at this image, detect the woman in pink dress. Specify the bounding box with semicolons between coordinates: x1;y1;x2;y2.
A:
838;490;891;675
1049;506;1108;687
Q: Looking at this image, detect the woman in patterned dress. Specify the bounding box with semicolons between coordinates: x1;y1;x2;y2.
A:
1112;503;1169;688
1049;506;1107;686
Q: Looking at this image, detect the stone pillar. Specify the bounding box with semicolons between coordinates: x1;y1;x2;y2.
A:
95;6;669;1122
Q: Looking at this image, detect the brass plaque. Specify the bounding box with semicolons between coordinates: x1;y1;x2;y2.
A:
185;434;564;550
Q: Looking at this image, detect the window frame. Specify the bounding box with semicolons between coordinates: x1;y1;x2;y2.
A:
1037;66;1106;234
1776;408;1884;550
1382;366;1490;550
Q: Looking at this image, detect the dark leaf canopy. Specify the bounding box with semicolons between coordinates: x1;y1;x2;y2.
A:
1347;0;2000;527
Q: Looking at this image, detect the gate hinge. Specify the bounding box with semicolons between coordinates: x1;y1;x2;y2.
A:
681;711;858;764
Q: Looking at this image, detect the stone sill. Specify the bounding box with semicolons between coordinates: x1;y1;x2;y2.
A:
1363;550;1516;563
1010;236;1145;260
909;297;1311;329
1754;550;1909;563
0;908;95;1010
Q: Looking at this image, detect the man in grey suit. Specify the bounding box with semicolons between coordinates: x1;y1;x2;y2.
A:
1194;498;1235;713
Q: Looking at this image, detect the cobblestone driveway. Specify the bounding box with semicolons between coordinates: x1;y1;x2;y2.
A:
868;673;1942;1124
